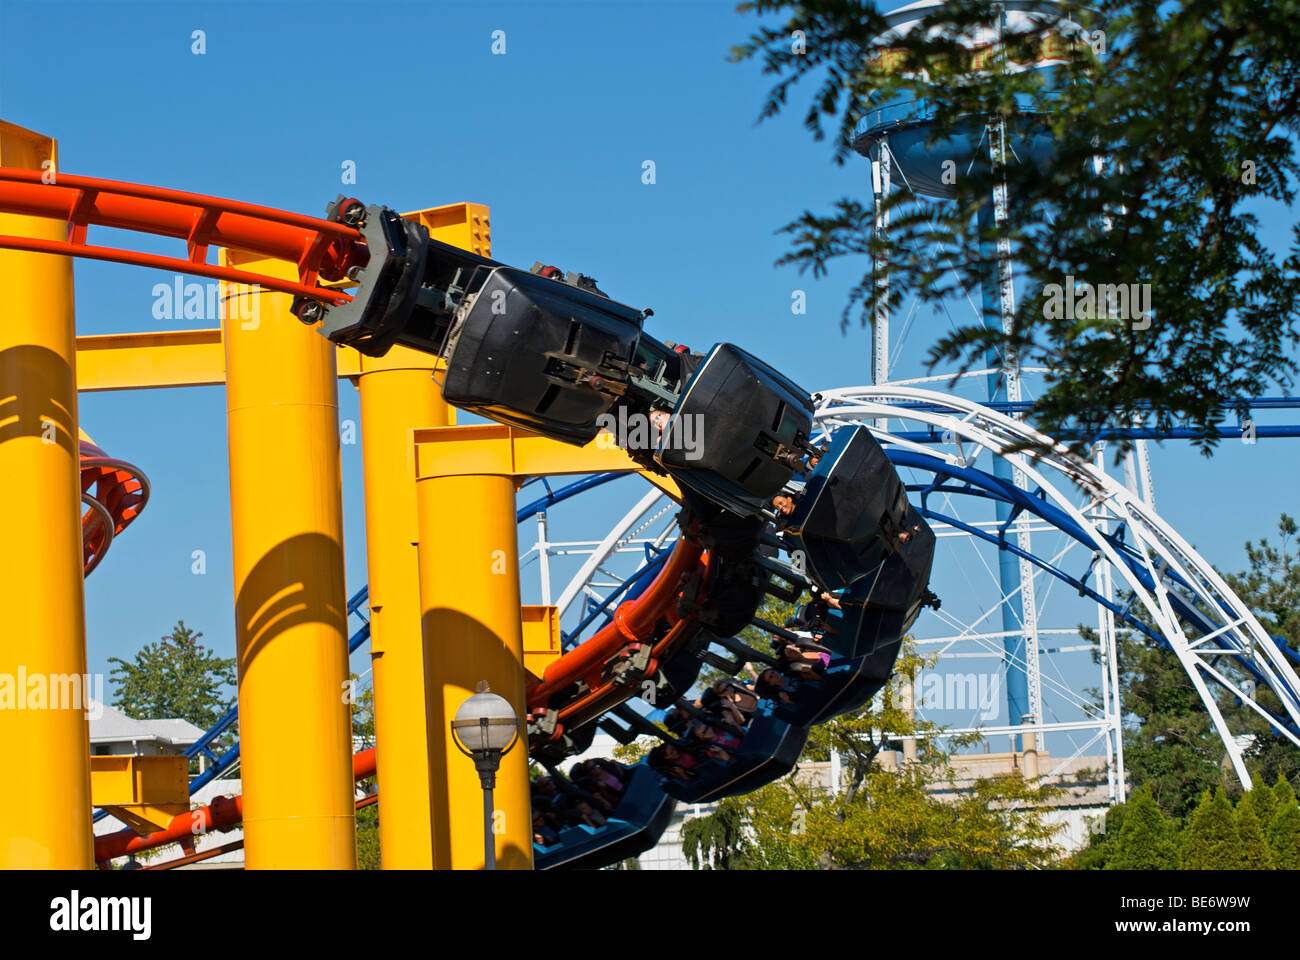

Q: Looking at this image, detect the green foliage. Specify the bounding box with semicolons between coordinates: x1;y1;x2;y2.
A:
1225;515;1300;651
1182;788;1244;869
349;676;376;794
1235;795;1273;869
681;796;755;869
1068;802;1126;870
1268;776;1300;869
1240;776;1278;840
732;0;1300;457
108;620;236;733
1102;624;1226;820
355;803;380;870
1223;516;1300;786
1104;787;1179;870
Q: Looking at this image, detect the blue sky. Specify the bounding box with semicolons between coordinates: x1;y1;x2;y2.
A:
0;0;1295;738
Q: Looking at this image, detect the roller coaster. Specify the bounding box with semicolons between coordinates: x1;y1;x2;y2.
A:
1;156;1298;871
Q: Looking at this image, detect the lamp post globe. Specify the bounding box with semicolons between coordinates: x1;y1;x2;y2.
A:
450;681;520;869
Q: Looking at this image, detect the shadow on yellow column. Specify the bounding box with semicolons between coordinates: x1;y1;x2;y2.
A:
0;120;93;868
417;471;533;870
222;251;355;869
357;348;451;868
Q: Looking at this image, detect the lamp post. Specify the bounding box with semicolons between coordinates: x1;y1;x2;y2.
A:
450;681;520;870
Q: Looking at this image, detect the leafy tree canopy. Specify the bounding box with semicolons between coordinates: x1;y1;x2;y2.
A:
733;0;1300;457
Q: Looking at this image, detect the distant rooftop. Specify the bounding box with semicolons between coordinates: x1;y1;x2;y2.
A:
87;698;205;747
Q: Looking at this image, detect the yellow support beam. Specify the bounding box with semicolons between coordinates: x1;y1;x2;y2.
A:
76;329;226;391
413;423;681;499
222;249;356;870
356;202;490;870
521;605;561;682
416;462;533;869
0;120;94;869
90;755;189;835
412;422;676;870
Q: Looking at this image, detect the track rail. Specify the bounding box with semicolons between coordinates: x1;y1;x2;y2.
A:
0;167;363;301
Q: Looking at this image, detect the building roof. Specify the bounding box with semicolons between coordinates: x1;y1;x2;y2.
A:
87;698;205;746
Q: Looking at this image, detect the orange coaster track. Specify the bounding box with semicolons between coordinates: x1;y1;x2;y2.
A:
79;439;149;576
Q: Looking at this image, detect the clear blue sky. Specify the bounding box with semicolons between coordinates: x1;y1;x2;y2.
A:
0;1;1294;734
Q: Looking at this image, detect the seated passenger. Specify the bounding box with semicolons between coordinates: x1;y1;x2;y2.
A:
717;678;760;719
692;720;741;756
754;668;798;706
768;491;800;531
532;807;559;847
648;742;699;781
551;793;607;829
773;635;829;680
665;705;695;737
589;757;631;789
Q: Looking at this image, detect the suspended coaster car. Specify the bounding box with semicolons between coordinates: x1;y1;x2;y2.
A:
655;343;814;516
770;513;933;727
532;765;677;870
655;704;809;805
782;424;911;591
441;266;647;445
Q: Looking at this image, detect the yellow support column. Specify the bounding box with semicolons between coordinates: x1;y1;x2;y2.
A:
356;347;450;868
0;121;93;869
222;251;355;869
356;202;487;869
414;432;533;869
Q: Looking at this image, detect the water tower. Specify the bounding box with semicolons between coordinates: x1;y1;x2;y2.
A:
849;0;1147;747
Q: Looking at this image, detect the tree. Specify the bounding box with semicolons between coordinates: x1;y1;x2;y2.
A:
1181;787;1244;870
1240;776;1278;839
1226;514;1300;650
1268;776;1300;869
108;620;236;731
732;0;1300;457
349;676;379;868
1102;624;1226;820
1105;787;1179;870
681;795;759;870
1069;801;1128;870
1235;793;1273;869
1221;515;1300;787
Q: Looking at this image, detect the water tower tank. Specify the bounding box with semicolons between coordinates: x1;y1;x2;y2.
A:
852;0;1091;198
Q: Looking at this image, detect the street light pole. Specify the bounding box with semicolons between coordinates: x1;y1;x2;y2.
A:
450;682;520;870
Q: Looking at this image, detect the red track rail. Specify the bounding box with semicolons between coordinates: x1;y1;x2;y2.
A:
0;168;364;301
79;439;149;576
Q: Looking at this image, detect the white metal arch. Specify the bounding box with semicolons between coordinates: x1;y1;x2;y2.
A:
816;384;1300;788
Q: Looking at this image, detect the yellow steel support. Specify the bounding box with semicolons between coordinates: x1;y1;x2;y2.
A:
415;462;533;869
411;422;676;870
90;755;189;834
74;328;367;392
76;329;226;391
414;423;682;495
222;249;355;869
355;346;449;868
521;605;562;682
353;203;485;870
0;121;93;869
